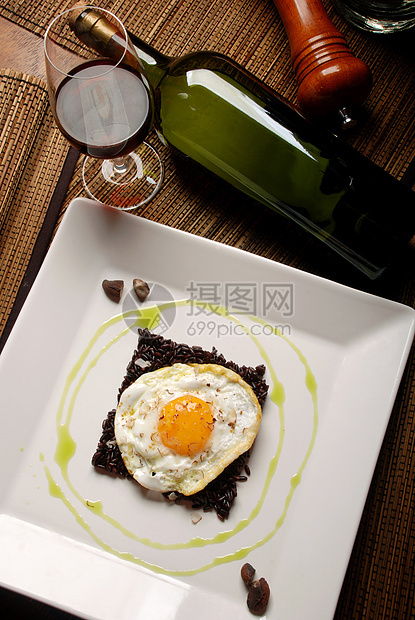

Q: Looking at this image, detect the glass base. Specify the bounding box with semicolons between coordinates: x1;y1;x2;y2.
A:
332;1;415;33
82;142;164;210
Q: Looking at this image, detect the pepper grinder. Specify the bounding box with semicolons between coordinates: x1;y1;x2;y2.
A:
272;0;373;127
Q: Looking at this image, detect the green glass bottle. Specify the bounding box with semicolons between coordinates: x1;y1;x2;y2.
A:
71;7;415;278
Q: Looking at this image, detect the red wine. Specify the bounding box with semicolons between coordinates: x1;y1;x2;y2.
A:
55;59;152;159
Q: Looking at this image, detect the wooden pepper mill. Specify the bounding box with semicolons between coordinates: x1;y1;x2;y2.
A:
272;0;372;127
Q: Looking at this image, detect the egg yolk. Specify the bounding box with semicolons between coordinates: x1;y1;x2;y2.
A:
158;395;214;456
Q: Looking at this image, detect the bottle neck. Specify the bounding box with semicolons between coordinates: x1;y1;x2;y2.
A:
128;31;170;89
70;7;170;89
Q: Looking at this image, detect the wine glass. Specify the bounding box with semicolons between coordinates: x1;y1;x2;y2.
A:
44;5;163;210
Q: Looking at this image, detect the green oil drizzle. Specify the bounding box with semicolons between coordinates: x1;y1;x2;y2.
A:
43;300;318;575
43;460;312;577
43;463;266;576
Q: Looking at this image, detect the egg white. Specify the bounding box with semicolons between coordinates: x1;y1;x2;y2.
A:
114;363;262;495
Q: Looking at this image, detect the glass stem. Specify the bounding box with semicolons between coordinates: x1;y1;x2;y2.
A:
112;158;129;174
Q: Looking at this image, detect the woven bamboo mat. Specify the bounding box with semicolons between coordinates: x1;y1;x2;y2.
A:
0;69;78;346
0;2;415;620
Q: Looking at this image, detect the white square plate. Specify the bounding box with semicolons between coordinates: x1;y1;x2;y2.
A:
1;197;413;619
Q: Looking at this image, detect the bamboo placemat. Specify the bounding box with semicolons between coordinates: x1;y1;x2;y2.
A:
0;69;78;348
0;2;415;620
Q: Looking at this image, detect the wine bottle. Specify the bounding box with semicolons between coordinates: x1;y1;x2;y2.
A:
70;7;415;278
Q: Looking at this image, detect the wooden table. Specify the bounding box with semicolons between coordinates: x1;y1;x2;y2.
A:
1;17;47;81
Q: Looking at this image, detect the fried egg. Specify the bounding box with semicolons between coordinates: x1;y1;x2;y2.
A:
114;363;262;495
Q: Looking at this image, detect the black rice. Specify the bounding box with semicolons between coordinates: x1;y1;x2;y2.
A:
91;328;269;519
